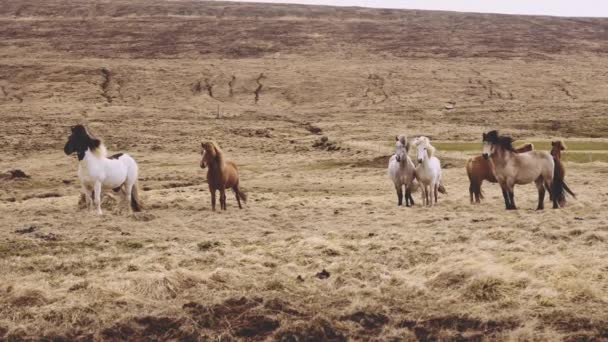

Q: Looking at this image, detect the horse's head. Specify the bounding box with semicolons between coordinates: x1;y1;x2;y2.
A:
551;140;566;158
64;125;100;161
482;130;513;159
416;142;429;164
394;135;408;162
201;142;220;169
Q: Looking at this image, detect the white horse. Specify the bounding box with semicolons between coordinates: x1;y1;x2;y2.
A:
414;137;443;206
388;135;418;206
64;125;141;215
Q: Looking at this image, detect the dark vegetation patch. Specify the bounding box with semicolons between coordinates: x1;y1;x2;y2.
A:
313;136;340;151
303;122;322;134
101;316;197;341
1;169;30;180
342;311;389;330
541;311;608;340
230;127;273;138
274;318;347;342
183;297;279;339
398;315;519;341
197;240;221;251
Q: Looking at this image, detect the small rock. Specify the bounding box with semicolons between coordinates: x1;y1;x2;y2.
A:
316;269;330;280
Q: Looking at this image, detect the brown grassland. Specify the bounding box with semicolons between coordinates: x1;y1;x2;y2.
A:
1;0;608;340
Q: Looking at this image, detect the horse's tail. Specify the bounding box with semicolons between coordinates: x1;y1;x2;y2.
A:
235;186;247;203
551;157;565;207
563;181;576;199
131;182;143;212
465;159;480;199
438;183;447;194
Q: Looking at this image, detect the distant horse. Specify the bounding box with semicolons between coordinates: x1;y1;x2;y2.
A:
414;137;443;206
550;140;576;206
482;130;562;210
200;141;247;211
388;135;418;206
64;125;141;215
466;143;534;203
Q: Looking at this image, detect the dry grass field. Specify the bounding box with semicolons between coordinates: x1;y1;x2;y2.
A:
1;0;608;340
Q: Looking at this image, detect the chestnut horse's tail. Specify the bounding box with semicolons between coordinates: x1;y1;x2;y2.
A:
465;159;482;200
235;186;247;203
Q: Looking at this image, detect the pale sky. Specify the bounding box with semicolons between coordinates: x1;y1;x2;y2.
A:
229;0;608;17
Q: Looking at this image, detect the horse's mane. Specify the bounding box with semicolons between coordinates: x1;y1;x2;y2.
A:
483;130;514;151
70;124;106;158
552;140;567;150
414;136;436;157
82;126;106;158
396;134;410;152
205;141;225;167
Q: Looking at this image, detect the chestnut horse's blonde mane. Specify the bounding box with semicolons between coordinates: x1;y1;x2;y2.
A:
203;141;225;167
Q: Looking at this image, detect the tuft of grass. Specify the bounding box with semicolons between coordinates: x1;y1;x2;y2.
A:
118;241;144;249
464;277;510;302
197;240;222;251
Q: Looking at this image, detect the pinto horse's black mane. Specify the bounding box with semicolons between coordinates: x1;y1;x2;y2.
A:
483;130;515;151
64;125;101;160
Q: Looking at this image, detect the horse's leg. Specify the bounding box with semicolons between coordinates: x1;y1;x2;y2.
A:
475;180;481;203
125;183;133;214
405;187;411;207
508;185;517;210
395;184;403;206
408;187;415;206
499;183;511;210
93;181;103;215
220;187;227;210
434;182;439;205
233;185;242;209
209;185;216;211
469;182;474;204
81;184;92;210
535;178;545;210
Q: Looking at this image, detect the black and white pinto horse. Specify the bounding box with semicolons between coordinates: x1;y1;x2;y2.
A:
64;125;141;215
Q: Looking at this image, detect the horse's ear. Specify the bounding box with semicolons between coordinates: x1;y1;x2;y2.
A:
395;136;399;141
71;126;76;132
482;133;486;140
551;141;556;146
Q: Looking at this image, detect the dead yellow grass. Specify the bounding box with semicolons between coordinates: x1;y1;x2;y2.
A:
0;0;608;340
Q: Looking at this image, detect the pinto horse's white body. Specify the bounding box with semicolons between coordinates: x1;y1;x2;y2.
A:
78;145;139;215
415;139;442;206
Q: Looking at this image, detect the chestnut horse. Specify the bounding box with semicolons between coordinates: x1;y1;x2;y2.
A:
200;142;247;210
466;143;534;204
482;131;563;210
550;140;576;206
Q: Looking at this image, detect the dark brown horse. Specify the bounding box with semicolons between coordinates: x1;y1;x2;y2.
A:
550;140;576;206
466;143;534;203
200;142;247;211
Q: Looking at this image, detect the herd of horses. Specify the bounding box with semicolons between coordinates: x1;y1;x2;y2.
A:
63;125;574;215
390;131;575;210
